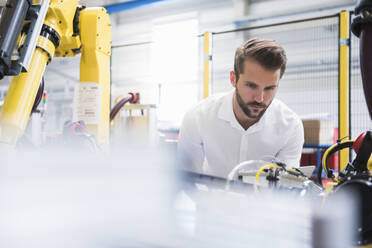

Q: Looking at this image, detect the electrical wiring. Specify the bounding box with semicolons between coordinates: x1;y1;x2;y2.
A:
254;164;280;192
321;139;355;184
292;167;306;177
322;142;341;183
285;167;306;177
225;159;308;192
225;160;271;190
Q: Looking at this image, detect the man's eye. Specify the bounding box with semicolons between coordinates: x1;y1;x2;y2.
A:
265;86;276;91
247;83;256;88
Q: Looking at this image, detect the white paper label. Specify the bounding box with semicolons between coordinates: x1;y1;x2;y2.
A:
73;83;102;125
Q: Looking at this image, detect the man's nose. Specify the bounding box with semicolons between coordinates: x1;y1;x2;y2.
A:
254;90;264;103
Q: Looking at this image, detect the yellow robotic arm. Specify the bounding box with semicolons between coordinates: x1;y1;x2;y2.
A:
0;0;111;149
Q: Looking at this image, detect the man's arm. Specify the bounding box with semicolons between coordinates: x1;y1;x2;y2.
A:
177;111;205;173
276;120;305;168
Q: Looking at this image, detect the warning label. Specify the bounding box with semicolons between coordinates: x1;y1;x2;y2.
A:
73;83;102;124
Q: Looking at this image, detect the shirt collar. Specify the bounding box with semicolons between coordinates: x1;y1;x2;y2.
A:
217;89;268;133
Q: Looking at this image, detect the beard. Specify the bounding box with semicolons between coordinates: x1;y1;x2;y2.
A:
235;88;270;119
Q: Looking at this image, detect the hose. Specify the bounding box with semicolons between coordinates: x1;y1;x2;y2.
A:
320;139;355;184
109;92;138;122
31;77;44;113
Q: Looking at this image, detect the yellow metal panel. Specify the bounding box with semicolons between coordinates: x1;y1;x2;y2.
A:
339;11;349;39
79;7;111;148
339;11;350;171
36;35;56;62
79;8;111;56
203;60;210;98
358;244;372;248
45;0;82;57
367;154;372;171
203;32;212;98
18;32;56;62
0;48;49;146
324;182;337;196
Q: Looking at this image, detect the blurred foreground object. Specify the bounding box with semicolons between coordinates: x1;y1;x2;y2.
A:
0;149;357;248
110;93;158;148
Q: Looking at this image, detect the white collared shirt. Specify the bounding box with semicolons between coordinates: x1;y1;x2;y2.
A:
177;90;304;178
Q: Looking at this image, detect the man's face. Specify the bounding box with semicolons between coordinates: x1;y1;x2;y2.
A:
230;58;281;120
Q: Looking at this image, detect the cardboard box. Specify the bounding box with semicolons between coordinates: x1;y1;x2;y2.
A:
302;119;335;145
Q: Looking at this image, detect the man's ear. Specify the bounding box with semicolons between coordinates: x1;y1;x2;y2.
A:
230;71;237;88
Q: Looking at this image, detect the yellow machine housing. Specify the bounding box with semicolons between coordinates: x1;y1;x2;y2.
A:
0;0;111;149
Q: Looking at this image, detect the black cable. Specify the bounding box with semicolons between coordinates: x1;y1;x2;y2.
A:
31;77;44;113
292;167;306;177
317;159;323;186
326;141;354;177
317;141;354;187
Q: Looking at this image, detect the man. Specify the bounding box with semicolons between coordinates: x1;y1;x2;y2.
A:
178;38;304;178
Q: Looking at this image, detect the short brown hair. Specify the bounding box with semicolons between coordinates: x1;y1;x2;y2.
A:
234;38;287;81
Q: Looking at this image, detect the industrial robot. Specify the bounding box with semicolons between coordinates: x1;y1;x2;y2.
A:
0;0;111;150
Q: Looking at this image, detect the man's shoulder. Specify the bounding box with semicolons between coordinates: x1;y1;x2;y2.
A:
187;91;232;114
269;99;302;126
180;91;232;132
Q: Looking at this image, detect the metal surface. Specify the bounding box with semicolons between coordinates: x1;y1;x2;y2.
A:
203;32;212;99
234;4;354;27
339;10;351;171
79;7;111;148
0;0;31;78
19;0;50;72
0;47;48;146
